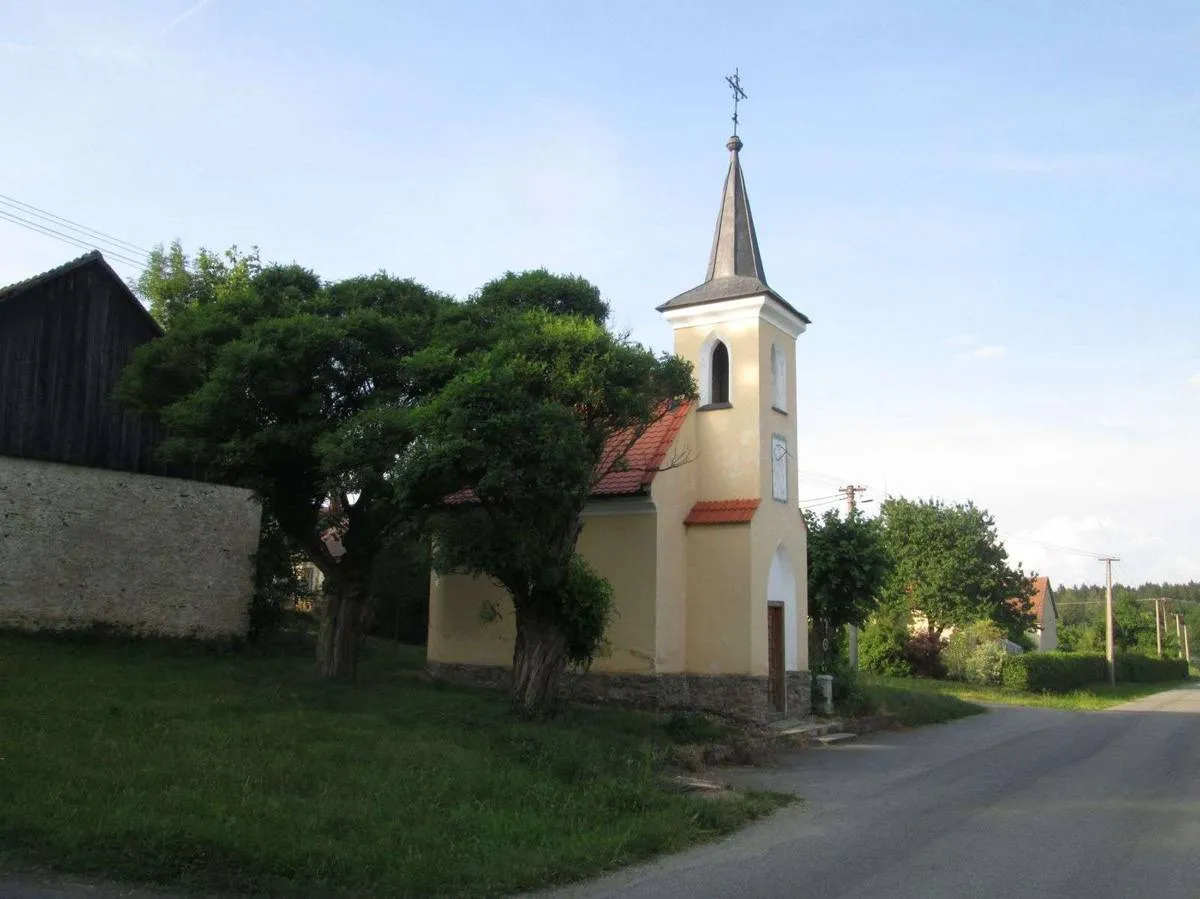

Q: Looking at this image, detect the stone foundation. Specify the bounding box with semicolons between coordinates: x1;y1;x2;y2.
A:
427;662;813;722
787;671;813;718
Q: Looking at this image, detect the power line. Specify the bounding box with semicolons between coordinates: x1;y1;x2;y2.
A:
798;493;842;503
0;193;151;257
0;209;146;271
800;497;842;510
1004;533;1112;560
798;469;852;487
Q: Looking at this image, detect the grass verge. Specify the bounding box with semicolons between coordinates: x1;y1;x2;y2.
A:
856;679;986;726
866;675;1186;711
0;634;787;898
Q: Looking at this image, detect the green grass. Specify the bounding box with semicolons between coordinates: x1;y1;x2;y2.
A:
0;634;786;898
856;679;986;726
867;675;1187;711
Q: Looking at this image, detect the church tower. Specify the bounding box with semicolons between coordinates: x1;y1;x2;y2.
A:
658;132;811;702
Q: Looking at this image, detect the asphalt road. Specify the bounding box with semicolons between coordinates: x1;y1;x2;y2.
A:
550;682;1200;899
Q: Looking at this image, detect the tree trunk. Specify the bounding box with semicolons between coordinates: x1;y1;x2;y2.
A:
316;572;369;679
511;608;570;719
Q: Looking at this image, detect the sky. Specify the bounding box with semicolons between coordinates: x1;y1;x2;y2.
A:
2;1;1198;586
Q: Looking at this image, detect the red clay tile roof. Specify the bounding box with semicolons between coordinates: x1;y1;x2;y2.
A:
446;400;693;504
592;401;692;497
684;498;760;526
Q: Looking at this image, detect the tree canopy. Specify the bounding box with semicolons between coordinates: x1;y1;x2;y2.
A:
122;262;451;677
880;497;1034;640
136;240;262;329
805;508;890;630
404;274;694;716
123;254;694;703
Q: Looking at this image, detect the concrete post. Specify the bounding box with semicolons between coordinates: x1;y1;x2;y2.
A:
816;674;834;717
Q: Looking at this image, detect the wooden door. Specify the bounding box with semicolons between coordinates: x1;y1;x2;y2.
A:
767;603;786;713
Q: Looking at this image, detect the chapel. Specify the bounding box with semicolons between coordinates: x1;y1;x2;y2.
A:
427;132;812;719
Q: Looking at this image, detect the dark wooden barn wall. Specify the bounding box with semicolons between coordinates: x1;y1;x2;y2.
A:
0;262;180;476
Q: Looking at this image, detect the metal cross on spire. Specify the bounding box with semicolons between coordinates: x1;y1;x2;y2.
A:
725;69;748;135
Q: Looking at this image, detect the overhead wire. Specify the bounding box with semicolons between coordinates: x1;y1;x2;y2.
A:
1003;533;1113;560
0;209;146;271
0;193;151;257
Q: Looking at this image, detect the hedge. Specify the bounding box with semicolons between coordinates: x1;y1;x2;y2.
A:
1114;653;1189;683
1001;652;1107;692
1002;651;1189;693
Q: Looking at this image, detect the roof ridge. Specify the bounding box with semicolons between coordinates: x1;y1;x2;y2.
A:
0;250;104;302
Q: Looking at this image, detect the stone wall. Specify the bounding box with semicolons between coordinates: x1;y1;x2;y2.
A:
0;455;261;639
428;661;813;722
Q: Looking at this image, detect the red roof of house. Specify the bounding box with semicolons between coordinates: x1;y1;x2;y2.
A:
684;498;760;526
1010;575;1053;624
446;400;693;504
1029;576;1052;623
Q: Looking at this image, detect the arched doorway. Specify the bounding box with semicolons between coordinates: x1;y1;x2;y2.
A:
767;544;798;712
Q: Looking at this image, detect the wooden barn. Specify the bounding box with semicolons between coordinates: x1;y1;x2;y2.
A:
0;251;262;640
0;251;176;475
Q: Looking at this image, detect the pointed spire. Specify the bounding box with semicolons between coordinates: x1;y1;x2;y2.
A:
657;135;809;326
705;135;766;284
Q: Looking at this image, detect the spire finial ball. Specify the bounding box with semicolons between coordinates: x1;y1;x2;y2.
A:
727;135;743;153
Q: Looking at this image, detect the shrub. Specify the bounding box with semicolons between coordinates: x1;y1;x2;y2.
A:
1114;653;1189;683
966;640;1009;686
859;616;912;677
944;620;1003;682
904;631;947;679
1001;652;1107;692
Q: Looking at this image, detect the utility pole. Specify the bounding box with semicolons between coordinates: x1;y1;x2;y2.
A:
839;485;869;514
1100;557;1119;686
1177;614;1183;658
840;485;869;670
1185;624;1191;666
1155;598;1163;658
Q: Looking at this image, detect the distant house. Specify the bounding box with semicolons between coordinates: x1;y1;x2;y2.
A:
0;251;261;639
1026;576;1058;651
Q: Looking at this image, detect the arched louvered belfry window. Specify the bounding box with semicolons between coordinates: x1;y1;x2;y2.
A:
710;340;730;405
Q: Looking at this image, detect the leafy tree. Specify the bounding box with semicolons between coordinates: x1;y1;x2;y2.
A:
122;264;450;678
880;497;1035;641
469;268;610;324
136;240;261;329
405;274;694;717
805;508;890;631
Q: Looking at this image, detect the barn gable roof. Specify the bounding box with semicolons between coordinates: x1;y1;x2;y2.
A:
0;251;160;334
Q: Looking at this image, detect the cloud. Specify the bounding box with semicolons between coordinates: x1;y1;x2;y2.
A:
1189;373;1200;388
969;345;1006;360
953;343;1006;361
162;0;214;36
945;334;1004;361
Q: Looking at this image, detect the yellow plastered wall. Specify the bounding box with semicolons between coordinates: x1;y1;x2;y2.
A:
684;523;755;674
672;322;763;502
751;319;809;673
426;507;660;673
651;412;698;674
